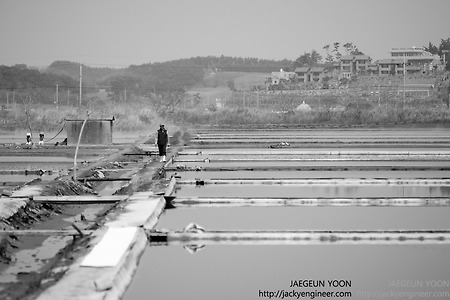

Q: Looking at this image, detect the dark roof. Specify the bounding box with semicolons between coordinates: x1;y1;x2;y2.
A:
377;58;404;64
310;67;325;72
294;67;310;72
340;55;371;61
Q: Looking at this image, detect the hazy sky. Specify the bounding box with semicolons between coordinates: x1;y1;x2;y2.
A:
1;0;449;68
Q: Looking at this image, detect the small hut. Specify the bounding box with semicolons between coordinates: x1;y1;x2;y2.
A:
65;117;114;145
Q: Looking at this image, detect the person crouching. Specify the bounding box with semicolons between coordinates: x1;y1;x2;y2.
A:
38;132;44;145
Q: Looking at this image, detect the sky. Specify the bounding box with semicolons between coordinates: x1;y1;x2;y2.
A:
0;0;449;68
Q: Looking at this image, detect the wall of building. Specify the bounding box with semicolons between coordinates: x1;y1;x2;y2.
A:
66;119;113;145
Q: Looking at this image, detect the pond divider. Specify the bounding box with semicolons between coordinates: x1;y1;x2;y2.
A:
176;178;450;186
32;195;129;203
0;229;93;236
171;197;450;207
174;156;450;162
76;177;132;182
166;165;450;172
178;149;450;156
147;229;450;245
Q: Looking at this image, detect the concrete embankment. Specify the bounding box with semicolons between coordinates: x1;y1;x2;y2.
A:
36;192;165;300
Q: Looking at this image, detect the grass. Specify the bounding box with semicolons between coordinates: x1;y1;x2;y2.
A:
1;81;449;134
0;100;164;134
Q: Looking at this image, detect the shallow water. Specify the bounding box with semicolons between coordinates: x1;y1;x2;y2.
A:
125;128;450;299
155;206;450;231
174;185;450;198
124;244;450;300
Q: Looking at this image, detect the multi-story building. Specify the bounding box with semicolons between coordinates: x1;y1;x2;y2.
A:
294;66;326;83
376;47;440;76
339;54;372;78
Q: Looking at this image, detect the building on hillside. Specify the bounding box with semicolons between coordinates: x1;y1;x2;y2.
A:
310;67;326;82
270;69;296;85
377;58;423;76
375;47;441;76
338;54;372;77
294;66;326;83
332;62;341;76
294;67;310;82
367;63;379;76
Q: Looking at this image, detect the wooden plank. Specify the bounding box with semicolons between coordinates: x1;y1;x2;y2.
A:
0;170;53;175
95;168;135;172
77;177;132;182
147;230;450;245
177;178;450;186
123;153;155;156
0;229;93;236
172;197;450;207
33;195;129;203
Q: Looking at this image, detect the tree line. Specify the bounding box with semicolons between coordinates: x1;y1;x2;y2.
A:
1;38;448;105
424;38;450;71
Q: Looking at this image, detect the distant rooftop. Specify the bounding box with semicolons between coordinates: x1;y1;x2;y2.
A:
340;55;371;60
390;47;425;52
294;67;310;72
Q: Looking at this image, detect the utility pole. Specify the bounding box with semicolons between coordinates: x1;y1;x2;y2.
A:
6;91;8;107
56;84;59;106
79;63;82;106
403;54;406;105
378;84;380;106
443;50;449;71
67;88;70;106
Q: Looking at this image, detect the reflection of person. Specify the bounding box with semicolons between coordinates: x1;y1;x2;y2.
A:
155;124;169;162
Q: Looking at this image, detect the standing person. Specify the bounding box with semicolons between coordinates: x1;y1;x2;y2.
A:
155;124;169;162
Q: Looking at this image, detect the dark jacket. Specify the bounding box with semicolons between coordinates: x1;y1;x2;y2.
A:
157;128;168;145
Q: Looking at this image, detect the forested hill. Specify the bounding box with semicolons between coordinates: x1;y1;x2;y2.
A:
0;56;292;101
45;56;293;92
183;56;293;72
46;61;120;86
0;64;77;91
